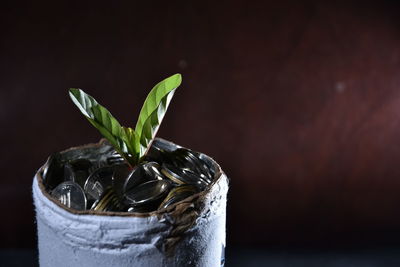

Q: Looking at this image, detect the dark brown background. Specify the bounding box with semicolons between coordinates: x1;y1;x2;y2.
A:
2;0;400;249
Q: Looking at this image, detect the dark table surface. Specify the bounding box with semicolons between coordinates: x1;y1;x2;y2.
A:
2;247;400;267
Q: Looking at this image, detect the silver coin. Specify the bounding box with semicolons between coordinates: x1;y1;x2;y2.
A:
122;161;163;193
146;138;179;162
161;163;209;189
122;165;146;193
189;152;213;181
91;188;122;212
84;166;114;201
160;163;186;185
124;180;170;206
151;138;180;153
51;181;87;210
196;153;216;179
159;185;198;209
171;148;195;165
180;168;210;189
173;149;213;182
142;162;164;180
162;149;212;185
161;149;186;168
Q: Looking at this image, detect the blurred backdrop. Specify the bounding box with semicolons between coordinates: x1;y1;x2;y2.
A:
2;0;400;256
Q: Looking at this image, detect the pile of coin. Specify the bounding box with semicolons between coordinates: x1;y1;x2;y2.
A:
41;139;216;213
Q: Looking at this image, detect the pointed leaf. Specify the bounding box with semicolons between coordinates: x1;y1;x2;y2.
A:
135;73;182;143
138;89;176;157
69;88;138;165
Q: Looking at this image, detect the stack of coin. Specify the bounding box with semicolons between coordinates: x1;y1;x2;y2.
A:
42;139;216;213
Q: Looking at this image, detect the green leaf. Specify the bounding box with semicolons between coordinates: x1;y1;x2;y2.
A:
121;126;140;161
69;88;138;165
135;74;182;157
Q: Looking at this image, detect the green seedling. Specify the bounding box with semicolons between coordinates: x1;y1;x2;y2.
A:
69;73;182;167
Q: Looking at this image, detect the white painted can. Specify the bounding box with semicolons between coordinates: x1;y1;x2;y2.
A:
33;139;228;267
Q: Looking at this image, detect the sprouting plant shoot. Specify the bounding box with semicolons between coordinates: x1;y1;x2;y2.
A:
69;73;182;167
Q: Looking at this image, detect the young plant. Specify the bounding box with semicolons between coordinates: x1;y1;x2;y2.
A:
69;73;182;167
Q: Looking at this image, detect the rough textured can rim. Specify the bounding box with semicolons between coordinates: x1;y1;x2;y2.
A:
36;137;226;218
